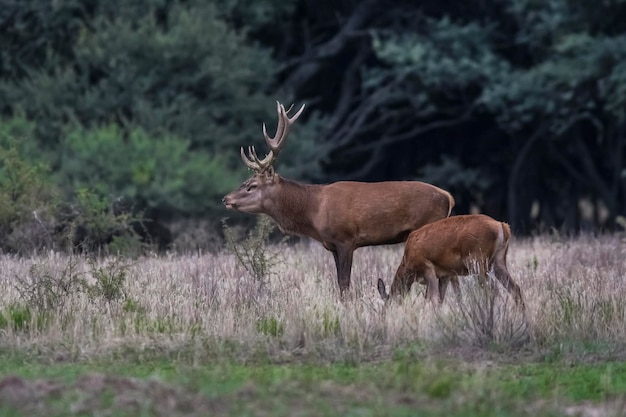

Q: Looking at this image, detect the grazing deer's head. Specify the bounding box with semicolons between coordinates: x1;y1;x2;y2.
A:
222;101;305;213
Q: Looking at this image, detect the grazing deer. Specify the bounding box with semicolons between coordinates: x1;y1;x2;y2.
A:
377;214;525;309
223;101;455;295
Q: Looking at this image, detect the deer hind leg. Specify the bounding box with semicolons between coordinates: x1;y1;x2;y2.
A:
493;251;525;310
423;267;440;304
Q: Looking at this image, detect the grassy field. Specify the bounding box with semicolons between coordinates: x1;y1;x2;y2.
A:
1;233;626;416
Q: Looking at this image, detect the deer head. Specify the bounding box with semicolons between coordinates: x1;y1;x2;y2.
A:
222;101;305;213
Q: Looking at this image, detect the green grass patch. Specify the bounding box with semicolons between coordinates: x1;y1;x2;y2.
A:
497;361;626;402
0;350;624;416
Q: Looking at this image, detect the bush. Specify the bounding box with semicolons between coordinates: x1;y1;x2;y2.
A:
222;215;284;284
0;125;60;253
15;254;133;317
15;258;83;313
435;275;529;351
82;259;131;304
59;124;244;228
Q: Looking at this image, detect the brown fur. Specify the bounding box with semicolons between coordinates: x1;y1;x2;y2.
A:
377;214;524;308
223;168;454;294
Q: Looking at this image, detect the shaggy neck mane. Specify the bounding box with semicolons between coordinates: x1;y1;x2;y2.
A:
267;176;320;237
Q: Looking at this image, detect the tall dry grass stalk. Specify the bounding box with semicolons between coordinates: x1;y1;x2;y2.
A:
0;234;625;362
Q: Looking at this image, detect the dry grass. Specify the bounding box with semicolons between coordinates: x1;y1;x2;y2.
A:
1;234;626;363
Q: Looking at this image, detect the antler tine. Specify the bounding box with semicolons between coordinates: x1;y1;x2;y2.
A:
240;147;259;170
276;102;305;151
249;145;273;168
240;146;273;172
262;101;286;152
262;101;305;159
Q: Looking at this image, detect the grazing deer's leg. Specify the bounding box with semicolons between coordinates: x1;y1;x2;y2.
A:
423;268;440;304
438;278;449;303
332;246;354;295
450;276;460;296
493;261;524;309
439;275;460;303
491;238;525;308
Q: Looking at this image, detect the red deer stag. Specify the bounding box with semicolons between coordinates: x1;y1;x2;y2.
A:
222;101;455;295
377;214;525;309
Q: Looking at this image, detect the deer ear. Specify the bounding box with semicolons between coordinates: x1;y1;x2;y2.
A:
377;278;389;301
265;166;275;179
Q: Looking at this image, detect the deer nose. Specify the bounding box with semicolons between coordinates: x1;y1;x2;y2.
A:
222;196;234;208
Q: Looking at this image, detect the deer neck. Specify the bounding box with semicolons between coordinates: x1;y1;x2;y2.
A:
264;177;319;238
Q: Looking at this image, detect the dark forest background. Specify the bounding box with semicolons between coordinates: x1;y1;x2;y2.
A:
1;0;625;253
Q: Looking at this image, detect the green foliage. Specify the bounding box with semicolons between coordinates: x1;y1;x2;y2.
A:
420;156;492;211
15;258;83;313
365;2;626;229
371;18;506;91
215;0;297;29
82;259;130;304
2;0;626;235
61;124;243;215
0;0;276;149
0;1;85;79
0;0;321;244
0;123;59;252
0;144;47;224
222;215;284;284
62;187;141;254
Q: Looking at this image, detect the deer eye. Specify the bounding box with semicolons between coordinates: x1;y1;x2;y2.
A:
246;183;257;191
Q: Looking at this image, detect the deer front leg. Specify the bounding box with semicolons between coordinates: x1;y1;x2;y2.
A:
438;277;449;303
332;246;354;296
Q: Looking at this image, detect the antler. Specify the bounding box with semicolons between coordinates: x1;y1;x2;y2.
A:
240;101;305;172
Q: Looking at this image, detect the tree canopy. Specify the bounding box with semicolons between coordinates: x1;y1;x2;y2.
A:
0;0;625;252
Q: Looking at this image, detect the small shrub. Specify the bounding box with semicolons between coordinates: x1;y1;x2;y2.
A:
15;257;83;312
222;215;284;284
82;259;130;304
60;188;144;255
435;275;529;350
